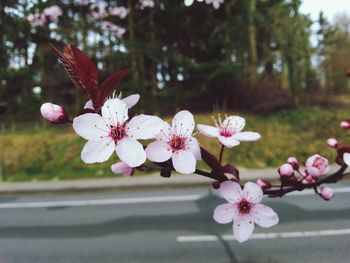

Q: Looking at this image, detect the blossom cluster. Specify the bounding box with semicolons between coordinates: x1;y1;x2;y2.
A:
185;0;225;9
26;5;62;27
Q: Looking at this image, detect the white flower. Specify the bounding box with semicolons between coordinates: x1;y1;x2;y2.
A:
109;6;129;19
214;181;279;243
73;98;163;167
145;110;201;174
206;0;224;9
111;162;134;176
197;115;261;148
84;93;140;110
43;5;63;23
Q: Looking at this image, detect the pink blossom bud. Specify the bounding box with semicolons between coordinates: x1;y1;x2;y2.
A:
256;179;271;189
111;162;134;176
340;120;350;129
305;154;329;177
327;138;338;148
40;102;68;124
320;186;334;201
212;181;221;189
278;163;294;177
287;156;298;170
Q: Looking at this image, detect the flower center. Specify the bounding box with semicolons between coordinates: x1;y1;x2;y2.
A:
313;157;325;169
238;200;252;214
110;124;127;142
169;135;186;151
219;126;234;137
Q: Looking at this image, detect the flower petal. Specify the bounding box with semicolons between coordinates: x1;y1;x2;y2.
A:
344;152;350;166
197;124;219;138
116;138;146;167
187;137;201;160
233;215;255;243
122;94;140;109
81;137;115;163
218;136;240;148
126;114;164;140
232;132;261;142
73;113;110;140
156;122;171;142
84;100;94;110
111;162;134;176
172;150;196;174
172;110;195;136
223;116;245;133
145;141;172;162
219;181;243;203
251;204;279;228
213;203;237;224
243;182;263;204
101;98;128;126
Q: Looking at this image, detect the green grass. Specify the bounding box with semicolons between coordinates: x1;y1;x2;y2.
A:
1;106;349;181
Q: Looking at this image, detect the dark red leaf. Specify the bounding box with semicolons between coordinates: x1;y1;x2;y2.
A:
222;164;240;181
200;147;224;175
99;70;130;106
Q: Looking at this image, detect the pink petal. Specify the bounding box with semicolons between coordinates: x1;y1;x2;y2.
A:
145;141;172;162
172;150;196;174
101;98;128;126
187;137;201;160
218;136;240;148
155;122;171;142
84;100;94;110
122;94;140;109
126;114;163;140
233;215;255;243
197;124;219;138
223;116;245;133
73;113;110;140
111;162;133;176
213;203;237;224
172;110;195;136
81;137;115;163
232;132;261;142
243;182;263;204
219;181;242;203
116;138;146;167
344;153;350;166
251;203;279;228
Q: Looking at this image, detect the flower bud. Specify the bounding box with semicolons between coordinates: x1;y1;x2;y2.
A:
320;186;334;201
305;154;329;177
111;162;134;176
287;156;298;170
212;181;221;189
256;179;271;189
40;102;68;124
278;163;294;177
340;120;350;129
327;138;338;148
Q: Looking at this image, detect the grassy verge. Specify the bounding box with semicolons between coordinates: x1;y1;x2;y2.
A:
1;106;349;181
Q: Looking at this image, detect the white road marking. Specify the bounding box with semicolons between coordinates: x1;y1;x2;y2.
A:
0;186;350;209
176;229;350;242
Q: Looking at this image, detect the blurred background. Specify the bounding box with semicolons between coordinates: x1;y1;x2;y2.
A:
1;0;350;181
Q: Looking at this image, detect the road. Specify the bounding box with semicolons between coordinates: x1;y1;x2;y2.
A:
0;184;350;263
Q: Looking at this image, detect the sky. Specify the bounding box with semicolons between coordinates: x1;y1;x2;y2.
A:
300;0;350;22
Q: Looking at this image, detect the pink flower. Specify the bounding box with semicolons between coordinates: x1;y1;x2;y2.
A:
340;120;350;129
206;0;224;9
287;156;298;170
111;162;134;176
73;98;163;167
139;0;155;9
305;154;329;177
213;181;279;243
145;110;201;174
109;6;129;18
84;94;140;110
26;13;46;27
256;179;271;189
320;187;334;201
327;138;338;148
40;102;68;124
90;3;107;19
197;115;261;148
100;21;126;38
43;5;63;23
278;163;294;177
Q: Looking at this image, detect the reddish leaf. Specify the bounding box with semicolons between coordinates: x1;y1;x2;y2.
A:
200;147;224;175
222;164;240;181
99;70;130;105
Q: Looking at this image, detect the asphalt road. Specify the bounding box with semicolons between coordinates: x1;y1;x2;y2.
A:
0;184;350;263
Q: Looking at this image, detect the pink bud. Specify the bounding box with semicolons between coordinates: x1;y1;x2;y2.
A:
340;120;350;129
256;179;271;189
320;186;334;201
212;181;221;189
327;138;338;148
278;163;294;177
40;102;68;124
305;154;329;177
111;162;134;176
287;156;298;170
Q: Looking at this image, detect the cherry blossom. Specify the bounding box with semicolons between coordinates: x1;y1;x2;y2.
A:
197;115;261;148
287;156;298;170
327;138;338;148
256;179;271;189
26;13;46;27
305;154;329;177
145;110;201;174
320;186;334;201
40;102;68;124
111;162;134;176
340;120;350;129
84;94;140;111
139;0;155;9
206;0;224;9
90;3;107;19
43;5;63;23
101;21;126;39
213;181;279;243
73;98;163;167
278;163;294;177
109;6;129;19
